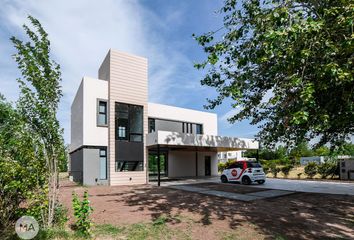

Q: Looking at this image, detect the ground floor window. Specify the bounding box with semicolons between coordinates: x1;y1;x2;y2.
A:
99;149;107;180
115;161;143;171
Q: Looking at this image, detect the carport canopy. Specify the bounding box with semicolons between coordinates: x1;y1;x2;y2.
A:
146;131;259;186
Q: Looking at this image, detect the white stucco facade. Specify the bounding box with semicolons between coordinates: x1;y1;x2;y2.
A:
148;102;218;135
82;77;108;147
71;81;84;152
168;151;218;178
146;131;259;150
218;150;245;163
70;77;108;152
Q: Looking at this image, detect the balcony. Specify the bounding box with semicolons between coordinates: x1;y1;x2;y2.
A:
146;131;258;151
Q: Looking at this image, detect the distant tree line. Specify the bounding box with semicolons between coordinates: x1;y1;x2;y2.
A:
244;142;354;162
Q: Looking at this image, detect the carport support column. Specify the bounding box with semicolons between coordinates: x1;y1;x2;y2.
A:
195;150;198;177
157;144;161;187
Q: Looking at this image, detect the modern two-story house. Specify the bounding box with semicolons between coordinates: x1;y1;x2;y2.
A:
69;49;259;186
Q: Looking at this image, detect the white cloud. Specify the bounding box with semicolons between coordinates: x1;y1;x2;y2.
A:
219;107;241;127
0;0;192;143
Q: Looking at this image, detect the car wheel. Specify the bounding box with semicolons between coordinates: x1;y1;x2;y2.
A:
221;175;228;183
242;176;251;185
257;180;265;184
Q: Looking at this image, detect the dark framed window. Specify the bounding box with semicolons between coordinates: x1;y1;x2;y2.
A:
115;161;143;172
129;105;143;142
115;103;143;142
182;122;194;134
97;100;108;126
148;118;155;133
99;148;107;180
196;124;203;134
116;103;129;140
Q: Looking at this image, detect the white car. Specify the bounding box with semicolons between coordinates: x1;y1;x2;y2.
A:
220;160;266;185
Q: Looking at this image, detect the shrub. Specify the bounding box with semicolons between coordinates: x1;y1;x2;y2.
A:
263;166;269;174
218;160;238;172
218;162;226;172
279;157;292;166
53;203;68;228
270;163;281;178
297;173;303;179
72;191;93;236
317;160;338;179
280;165;293;178
304;162;318;178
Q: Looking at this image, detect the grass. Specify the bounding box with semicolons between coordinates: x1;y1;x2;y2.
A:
19;215;190;240
94;224;123;236
217;223;266;240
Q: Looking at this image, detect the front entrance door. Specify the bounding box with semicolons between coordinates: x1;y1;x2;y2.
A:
205;156;211;176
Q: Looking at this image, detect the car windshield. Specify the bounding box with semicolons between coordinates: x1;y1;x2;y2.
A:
246;162;262;168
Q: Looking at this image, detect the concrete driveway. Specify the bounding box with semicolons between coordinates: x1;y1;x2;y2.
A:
252;178;354;195
155;177;354;196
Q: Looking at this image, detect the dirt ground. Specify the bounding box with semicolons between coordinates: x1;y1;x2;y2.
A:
59;180;354;240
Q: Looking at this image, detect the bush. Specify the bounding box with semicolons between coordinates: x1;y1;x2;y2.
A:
72;191;93;236
297;173;303;179
218;160;238;172
304;162;318;178
317;160;338;179
263;166;269;174
270;163;281;178
53;203;68;228
280;165;293;178
218;162;226;172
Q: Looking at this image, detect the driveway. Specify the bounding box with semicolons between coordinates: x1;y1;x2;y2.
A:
252;178;354;195
155;177;354;195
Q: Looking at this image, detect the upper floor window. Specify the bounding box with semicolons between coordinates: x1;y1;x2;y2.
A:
148;118;155;133
196;124;203;134
97;100;107;126
182;122;193;134
115;103;143;142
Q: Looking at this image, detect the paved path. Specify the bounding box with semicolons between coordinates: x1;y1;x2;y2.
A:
154;177;354;196
168;184;294;202
252;178;354;195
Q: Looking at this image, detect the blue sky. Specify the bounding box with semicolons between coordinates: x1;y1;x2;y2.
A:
0;0;258;143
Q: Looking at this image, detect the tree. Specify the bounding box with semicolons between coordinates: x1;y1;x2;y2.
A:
336;143;354;156
313;146;330;156
194;0;354;149
289;141;313;159
10;16;66;228
0;96;46;231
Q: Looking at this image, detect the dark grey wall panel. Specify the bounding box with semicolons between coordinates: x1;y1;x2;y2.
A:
116;141;144;161
83;148;100;186
70;149;83;183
